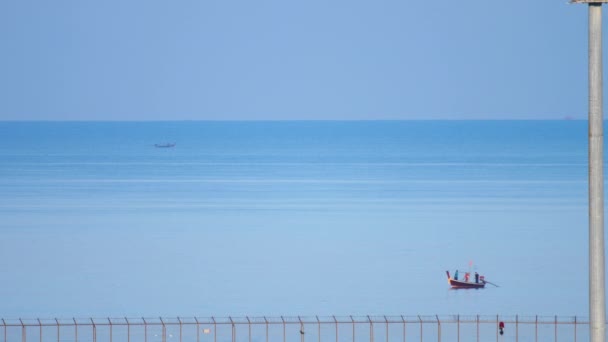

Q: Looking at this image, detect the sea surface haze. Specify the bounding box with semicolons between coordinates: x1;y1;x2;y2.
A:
0;121;592;317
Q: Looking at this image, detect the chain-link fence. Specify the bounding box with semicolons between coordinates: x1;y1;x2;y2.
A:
0;315;592;342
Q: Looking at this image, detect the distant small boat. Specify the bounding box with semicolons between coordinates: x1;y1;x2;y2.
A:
446;270;485;289
154;143;175;148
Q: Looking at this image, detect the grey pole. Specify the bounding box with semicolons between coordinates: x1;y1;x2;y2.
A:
573;0;607;342
588;4;606;342
572;1;607;341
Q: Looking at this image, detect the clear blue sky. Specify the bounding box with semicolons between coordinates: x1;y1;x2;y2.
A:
0;0;597;120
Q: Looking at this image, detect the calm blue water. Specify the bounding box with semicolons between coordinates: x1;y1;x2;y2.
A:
0;121;594;318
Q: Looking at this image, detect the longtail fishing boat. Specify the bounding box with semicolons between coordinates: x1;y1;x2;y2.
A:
445;270;485;289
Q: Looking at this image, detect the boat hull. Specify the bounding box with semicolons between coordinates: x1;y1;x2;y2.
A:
448;278;485;289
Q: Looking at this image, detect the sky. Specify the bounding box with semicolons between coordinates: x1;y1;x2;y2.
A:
0;0;599;120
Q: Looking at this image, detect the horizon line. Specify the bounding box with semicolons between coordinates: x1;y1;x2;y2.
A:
0;118;589;123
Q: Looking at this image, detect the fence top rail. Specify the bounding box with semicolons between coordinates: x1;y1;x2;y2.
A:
0;315;591;327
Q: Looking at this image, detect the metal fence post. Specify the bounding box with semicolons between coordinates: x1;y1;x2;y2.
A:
2;319;6;342
516;315;519;342
142;318;147;342
264;317;268;342
384;316;388;342
400;315;406;342
36;318;42;342
350;316;354;342
19;319;25;342
247;317;251;342
108;318;112;342
125;318;129;342
91;318;96;342
476;315;479;342
316;316;320;342
384;317;388;342
367;316;373;342
54;319;59;342
229;317;235;342
333;316;337;342
177;317;182;342
299;316;304;342
281;317;286;342
574;316;577;342
211;317;216;342
435;315;440;342
195;318;200;342
73;318;78;342
160;318;166;342
417;316;422;342
535;316;538;342
554;315;557;342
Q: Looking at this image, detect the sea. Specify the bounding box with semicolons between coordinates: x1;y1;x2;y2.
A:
0;121;595;318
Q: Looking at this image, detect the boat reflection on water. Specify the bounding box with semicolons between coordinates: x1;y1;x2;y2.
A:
154;143;176;148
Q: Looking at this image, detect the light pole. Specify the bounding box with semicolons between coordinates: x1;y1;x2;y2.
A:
572;1;607;341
